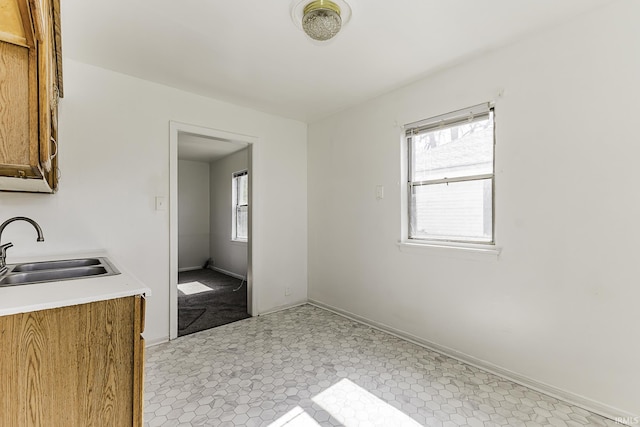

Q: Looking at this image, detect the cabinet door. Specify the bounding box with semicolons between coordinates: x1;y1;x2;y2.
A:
37;0;53;172
38;0;61;189
0;0;61;192
0;3;40;181
133;295;146;427
0;41;31;169
0;297;140;426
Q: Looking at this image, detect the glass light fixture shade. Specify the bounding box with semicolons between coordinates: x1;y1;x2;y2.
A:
302;0;342;41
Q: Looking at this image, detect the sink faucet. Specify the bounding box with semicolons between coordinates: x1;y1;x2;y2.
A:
0;217;45;275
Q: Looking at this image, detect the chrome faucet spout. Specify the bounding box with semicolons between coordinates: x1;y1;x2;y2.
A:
0;217;45;274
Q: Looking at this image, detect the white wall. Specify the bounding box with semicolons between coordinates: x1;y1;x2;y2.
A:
209;148;248;278
178;159;210;271
308;1;639;417
0;58;308;344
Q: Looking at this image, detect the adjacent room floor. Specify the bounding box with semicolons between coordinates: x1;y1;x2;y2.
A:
178;269;250;337
144;305;617;427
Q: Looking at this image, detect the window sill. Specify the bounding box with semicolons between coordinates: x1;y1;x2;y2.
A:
396;240;501;261
231;239;248;245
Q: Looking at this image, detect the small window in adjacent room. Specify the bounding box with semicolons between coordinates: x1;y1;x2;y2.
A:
406;103;495;244
232;170;248;241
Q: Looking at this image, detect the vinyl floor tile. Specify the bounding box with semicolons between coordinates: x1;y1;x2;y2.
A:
144;305;620;427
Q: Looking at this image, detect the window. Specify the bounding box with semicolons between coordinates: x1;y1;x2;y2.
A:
406;104;495;244
232;170;248;241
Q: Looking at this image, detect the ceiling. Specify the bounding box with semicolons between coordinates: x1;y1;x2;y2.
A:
178;133;247;163
61;0;615;123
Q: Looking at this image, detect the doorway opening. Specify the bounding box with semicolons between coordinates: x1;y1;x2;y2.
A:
169;122;256;340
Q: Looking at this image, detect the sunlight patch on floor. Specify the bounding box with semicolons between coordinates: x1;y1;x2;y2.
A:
177;281;212;295
313;378;422;426
268;406;320;427
268;378;421;426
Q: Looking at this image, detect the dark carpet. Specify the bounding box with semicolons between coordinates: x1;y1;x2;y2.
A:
178;269;250;337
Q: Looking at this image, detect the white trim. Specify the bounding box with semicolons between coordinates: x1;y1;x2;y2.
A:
177;266;203;273
210;266;245;281
396;241;501;260
404;102;492;133
307;300;636;424
169;121;259;340
144;336;169;347
169;122;179;340
258;300;308;317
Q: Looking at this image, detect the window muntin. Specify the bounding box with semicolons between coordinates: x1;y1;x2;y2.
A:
232;170;248;241
407;105;494;244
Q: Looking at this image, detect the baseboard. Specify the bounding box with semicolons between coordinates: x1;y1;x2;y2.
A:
178;265;246;279
259;300;308;317
209;266;245;280
178;266;202;273
144;336;169;348
308;299;637;425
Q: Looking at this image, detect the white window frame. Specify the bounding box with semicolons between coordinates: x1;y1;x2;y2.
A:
404;103;497;249
232;169;248;242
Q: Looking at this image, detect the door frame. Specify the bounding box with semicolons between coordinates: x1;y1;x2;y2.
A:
169;121;257;340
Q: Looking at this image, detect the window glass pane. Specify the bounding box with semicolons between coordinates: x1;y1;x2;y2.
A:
411;112;493;181
232;171;248;241
238;173;248;205
237;206;248;240
410;179;493;243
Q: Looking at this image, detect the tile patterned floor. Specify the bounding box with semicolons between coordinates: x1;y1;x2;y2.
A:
144;304;619;427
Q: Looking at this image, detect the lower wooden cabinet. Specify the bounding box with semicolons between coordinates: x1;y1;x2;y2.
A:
0;295;146;426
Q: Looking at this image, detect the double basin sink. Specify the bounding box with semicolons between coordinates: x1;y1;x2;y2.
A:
0;257;120;287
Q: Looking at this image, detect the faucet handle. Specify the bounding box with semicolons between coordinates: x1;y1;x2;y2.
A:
0;242;13;254
0;242;13;271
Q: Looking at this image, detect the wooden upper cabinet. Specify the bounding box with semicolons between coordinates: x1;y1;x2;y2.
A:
0;0;62;193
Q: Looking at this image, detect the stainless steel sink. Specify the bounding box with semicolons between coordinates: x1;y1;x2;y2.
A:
0;257;120;287
0;266;109;285
11;258;101;272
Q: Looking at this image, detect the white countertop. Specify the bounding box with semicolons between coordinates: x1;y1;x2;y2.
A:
0;252;151;316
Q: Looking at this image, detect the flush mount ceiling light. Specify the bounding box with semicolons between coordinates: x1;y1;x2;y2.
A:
291;0;352;42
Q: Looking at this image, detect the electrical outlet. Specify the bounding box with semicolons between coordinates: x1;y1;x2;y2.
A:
155;196;167;211
285;287;292;296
